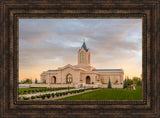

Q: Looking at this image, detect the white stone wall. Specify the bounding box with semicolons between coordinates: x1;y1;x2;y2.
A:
98;71;124;85
56;67;81;84
40;66;124;89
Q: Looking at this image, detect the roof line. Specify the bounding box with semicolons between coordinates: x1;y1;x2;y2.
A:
48;70;58;71
92;69;123;71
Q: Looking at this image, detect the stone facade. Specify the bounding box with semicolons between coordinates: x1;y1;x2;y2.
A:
40;39;124;88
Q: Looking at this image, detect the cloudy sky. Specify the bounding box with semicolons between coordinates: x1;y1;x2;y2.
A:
19;18;142;81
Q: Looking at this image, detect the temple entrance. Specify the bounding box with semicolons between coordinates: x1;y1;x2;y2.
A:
51;76;56;83
53;76;56;83
86;76;91;84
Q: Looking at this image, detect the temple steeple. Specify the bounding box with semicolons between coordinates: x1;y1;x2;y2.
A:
83;38;85;42
81;38;88;52
78;38;90;65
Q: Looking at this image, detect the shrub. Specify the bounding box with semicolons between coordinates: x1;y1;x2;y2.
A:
56;93;60;97
60;93;63;96
46;94;51;99
62;92;66;95
32;90;35;93
41;95;45;99
51;93;55;97
18;97;21;100
23;97;29;100
36;95;41;98
31;96;36;99
28;90;31;94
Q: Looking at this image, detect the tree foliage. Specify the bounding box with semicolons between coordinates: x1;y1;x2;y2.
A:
126;79;133;85
123;76;142;87
132;77;142;86
19;78;32;84
123;79;127;88
108;78;112;88
35;78;38;84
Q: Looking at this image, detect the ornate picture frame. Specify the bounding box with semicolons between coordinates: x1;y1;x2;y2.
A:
0;0;159;117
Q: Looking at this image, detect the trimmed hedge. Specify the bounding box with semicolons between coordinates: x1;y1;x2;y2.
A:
18;87;75;95
36;95;41;98
41;95;45;99
23;97;29;100
46;94;51;99
20;88;98;100
51;93;55;97
31;96;36;99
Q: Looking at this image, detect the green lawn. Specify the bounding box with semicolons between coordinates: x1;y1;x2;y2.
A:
58;86;142;100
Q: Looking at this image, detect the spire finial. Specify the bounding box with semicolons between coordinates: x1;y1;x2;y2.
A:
83;38;85;42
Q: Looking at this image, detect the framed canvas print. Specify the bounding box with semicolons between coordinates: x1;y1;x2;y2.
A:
0;0;159;117
18;18;143;101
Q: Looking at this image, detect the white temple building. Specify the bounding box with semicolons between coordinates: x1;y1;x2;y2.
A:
40;39;124;88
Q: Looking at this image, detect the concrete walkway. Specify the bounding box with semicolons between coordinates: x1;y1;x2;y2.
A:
19;88;90;98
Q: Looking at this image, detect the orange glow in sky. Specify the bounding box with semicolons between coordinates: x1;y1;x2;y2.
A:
19;19;142;81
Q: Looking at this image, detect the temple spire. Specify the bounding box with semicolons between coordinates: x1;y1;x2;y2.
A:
81;38;88;52
78;38;90;65
83;38;85;42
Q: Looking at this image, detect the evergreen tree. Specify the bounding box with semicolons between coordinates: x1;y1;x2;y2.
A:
35;78;38;84
123;79;127;88
108;78;112;88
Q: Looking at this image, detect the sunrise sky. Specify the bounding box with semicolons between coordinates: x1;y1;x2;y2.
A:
19;18;142;81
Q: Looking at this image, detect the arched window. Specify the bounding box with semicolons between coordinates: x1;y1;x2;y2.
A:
66;74;72;83
80;52;85;63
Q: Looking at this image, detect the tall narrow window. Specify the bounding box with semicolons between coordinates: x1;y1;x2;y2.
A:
80;52;85;63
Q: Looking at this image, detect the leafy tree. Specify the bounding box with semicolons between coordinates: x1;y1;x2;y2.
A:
20;78;32;84
126;79;133;85
25;78;32;83
137;80;142;86
108;78;112;88
132;77;141;85
123;79;127;88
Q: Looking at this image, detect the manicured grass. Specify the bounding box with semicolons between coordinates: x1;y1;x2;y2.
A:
58;86;142;100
